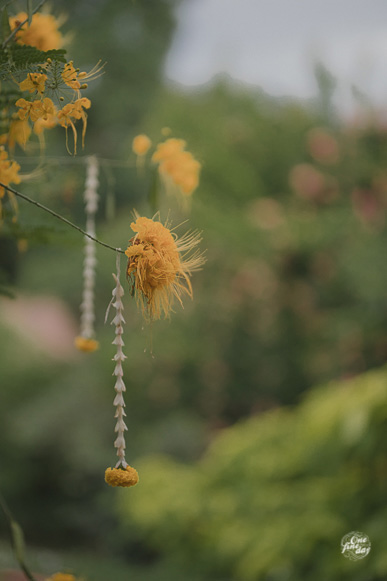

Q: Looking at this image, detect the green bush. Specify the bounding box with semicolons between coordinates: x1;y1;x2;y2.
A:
119;366;387;580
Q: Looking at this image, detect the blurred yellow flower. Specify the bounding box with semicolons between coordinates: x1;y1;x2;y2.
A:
152;138;186;162
0;119;31;151
0;147;21;197
46;573;77;581
74;336;99;353
105;466;139;488
132;134;152;156
33;109;58;136
152;138;201;197
125;215;204;320
9;12;63;50
19;73;47;95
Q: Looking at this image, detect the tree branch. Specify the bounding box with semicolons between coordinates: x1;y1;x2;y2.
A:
2;0;47;48
0;182;125;254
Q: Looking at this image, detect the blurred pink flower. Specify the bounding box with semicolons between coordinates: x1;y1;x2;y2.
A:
289;163;326;200
1;295;78;359
351;188;385;228
247;198;285;230
306;127;339;165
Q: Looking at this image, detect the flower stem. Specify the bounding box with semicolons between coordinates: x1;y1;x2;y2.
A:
0;182;125;254
0;489;38;581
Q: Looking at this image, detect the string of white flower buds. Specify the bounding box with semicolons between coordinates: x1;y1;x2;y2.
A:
110;256;128;468
79;155;99;339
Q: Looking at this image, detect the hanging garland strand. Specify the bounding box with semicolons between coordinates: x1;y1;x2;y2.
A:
104;254;139;488
75;156;100;352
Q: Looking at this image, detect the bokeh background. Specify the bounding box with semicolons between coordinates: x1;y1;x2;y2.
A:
1;0;387;579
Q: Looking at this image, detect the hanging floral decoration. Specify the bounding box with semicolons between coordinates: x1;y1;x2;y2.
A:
75;156;100;353
105;256;139;488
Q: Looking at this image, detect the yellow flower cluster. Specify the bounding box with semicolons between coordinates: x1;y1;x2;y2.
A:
1;11;98;156
9;11;63;51
105;465;139;487
12;77;91;154
152;137;201;196
132;134;201;197
125;215;204;320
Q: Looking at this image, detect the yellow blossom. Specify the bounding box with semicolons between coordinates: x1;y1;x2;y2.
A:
125;215;205;320
33;109;58;136
19;73;47;95
9;12;63;50
1;119;31;151
61;61;82;89
74;336;99;353
57;98;91;154
16;97;55;123
152;138;201;197
0;147;21;197
61;60;104;91
152;138;186;162
132;134;152;156
105;466;139;488
0;147;20;218
159;150;201;195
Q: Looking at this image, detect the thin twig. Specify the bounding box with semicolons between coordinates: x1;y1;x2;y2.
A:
2;0;47;48
0;182;125;254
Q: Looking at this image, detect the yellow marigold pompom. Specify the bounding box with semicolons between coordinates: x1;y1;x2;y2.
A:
105;466;139;488
132;134;152;156
10;12;63;51
125;215;205;320
74;336;99;353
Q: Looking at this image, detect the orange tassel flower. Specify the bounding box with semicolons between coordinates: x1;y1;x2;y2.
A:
125;215;205;321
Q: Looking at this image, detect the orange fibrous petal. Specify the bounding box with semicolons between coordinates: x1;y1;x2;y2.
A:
125;215;205;321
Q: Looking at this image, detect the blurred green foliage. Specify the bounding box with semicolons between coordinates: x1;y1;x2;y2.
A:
120;366;387;581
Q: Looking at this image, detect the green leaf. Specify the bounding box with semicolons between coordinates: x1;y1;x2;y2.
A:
11;520;26;564
0;44;67;73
